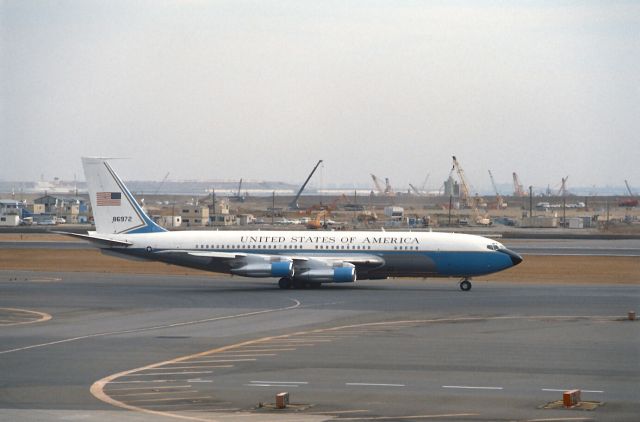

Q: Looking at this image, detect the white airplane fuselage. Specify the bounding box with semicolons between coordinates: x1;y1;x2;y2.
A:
101;229;522;281
75;157;523;290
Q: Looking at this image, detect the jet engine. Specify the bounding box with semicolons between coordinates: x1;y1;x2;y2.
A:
296;263;356;283
231;260;294;278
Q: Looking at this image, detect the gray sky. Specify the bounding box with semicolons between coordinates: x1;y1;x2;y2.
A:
2;0;639;192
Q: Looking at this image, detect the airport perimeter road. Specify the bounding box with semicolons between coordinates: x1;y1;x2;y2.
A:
0;271;639;421
502;238;640;256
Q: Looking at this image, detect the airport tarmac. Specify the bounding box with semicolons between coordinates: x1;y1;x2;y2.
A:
1;271;639;421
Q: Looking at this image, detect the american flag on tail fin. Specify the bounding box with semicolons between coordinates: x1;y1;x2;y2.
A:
96;192;121;206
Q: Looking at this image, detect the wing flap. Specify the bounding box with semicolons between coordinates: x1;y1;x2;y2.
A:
155;250;248;259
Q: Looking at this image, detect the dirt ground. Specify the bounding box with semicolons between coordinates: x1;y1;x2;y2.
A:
1;247;637;284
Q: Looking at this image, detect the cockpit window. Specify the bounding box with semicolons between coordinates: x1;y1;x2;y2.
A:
486;244;499;251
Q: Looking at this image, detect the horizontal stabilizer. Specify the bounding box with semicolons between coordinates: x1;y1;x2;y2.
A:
52;231;133;247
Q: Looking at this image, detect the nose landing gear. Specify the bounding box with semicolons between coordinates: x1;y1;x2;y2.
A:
459;278;472;291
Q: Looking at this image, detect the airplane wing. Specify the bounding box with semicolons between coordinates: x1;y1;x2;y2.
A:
161;250;383;267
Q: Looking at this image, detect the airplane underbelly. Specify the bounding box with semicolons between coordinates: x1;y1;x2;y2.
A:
432;251;510;277
372;252;437;277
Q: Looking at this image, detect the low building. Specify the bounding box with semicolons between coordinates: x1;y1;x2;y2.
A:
237;214;256;225
156;215;181;228
210;214;236;226
33;195;86;223
0;214;20;226
521;216;558;228
384;206;404;221
180;205;210;227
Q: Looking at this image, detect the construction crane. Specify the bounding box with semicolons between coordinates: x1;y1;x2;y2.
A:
625;180;636;197
451;156;490;225
230;178;245;202
451;156;472;208
420;173;430;192
289;160;323;210
409;183;422;196
370;174;394;196
153;172;170;195
512;172;525;197
619;180;639;207
384;178;394;196
370;174;385;195
488;170;506;209
557;176;569;196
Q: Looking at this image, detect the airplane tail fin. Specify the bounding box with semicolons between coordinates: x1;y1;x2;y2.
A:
81;157;167;234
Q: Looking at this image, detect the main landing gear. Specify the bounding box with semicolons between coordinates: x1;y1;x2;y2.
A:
278;277;292;289
459;278;472;291
278;277;320;289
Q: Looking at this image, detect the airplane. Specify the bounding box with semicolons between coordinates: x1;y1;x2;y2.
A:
61;157;523;291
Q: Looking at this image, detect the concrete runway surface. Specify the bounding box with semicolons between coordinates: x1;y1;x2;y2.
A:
1;270;639;422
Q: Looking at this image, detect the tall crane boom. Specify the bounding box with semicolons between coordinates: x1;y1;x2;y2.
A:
625;180;636;197
420;173;430;191
236;178;243;197
370;174;384;195
409;183;422;196
289;160;323;209
557;176;569;196
153;172;170;195
384;178;394;196
512;172;525;197
452;156;472;208
488;170;505;209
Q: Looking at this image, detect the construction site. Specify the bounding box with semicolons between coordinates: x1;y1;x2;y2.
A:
1;156;639;234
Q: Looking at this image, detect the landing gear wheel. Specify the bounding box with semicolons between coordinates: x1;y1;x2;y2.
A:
292;279;305;289
460;279;472;291
278;278;291;289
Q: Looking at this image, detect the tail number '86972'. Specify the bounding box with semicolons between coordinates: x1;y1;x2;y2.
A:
113;216;133;222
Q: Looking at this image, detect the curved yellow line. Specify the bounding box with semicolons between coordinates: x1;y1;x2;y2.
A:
91;315;616;421
0;308;52;326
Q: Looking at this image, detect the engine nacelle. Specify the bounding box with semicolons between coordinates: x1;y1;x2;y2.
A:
297;266;356;283
231;261;294;278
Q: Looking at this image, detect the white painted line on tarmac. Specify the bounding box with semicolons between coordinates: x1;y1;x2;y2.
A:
250;381;308;384
245;384;301;387
337;413;480;420
144;365;228;370
110;390;198;398
0;299;300;354
541;388;604;393
206;353;276;357
126;395;212;403
315;410;370;415
107;379;195;384
526;418;595;422
346;382;405;387
187;379;213;383
163;363;234;368
121;371;213;377
442;385;503;390
220;348;296;352
181;358;256;363
105;385;192;391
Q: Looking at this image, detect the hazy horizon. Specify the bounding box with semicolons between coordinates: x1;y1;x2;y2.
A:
2;1;639;193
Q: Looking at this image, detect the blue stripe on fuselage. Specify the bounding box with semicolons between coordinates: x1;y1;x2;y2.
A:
127;247;514;278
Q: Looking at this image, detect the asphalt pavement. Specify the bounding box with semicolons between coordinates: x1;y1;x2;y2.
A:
1;270;639;421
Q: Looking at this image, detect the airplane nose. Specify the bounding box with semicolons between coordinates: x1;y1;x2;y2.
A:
500;248;523;266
